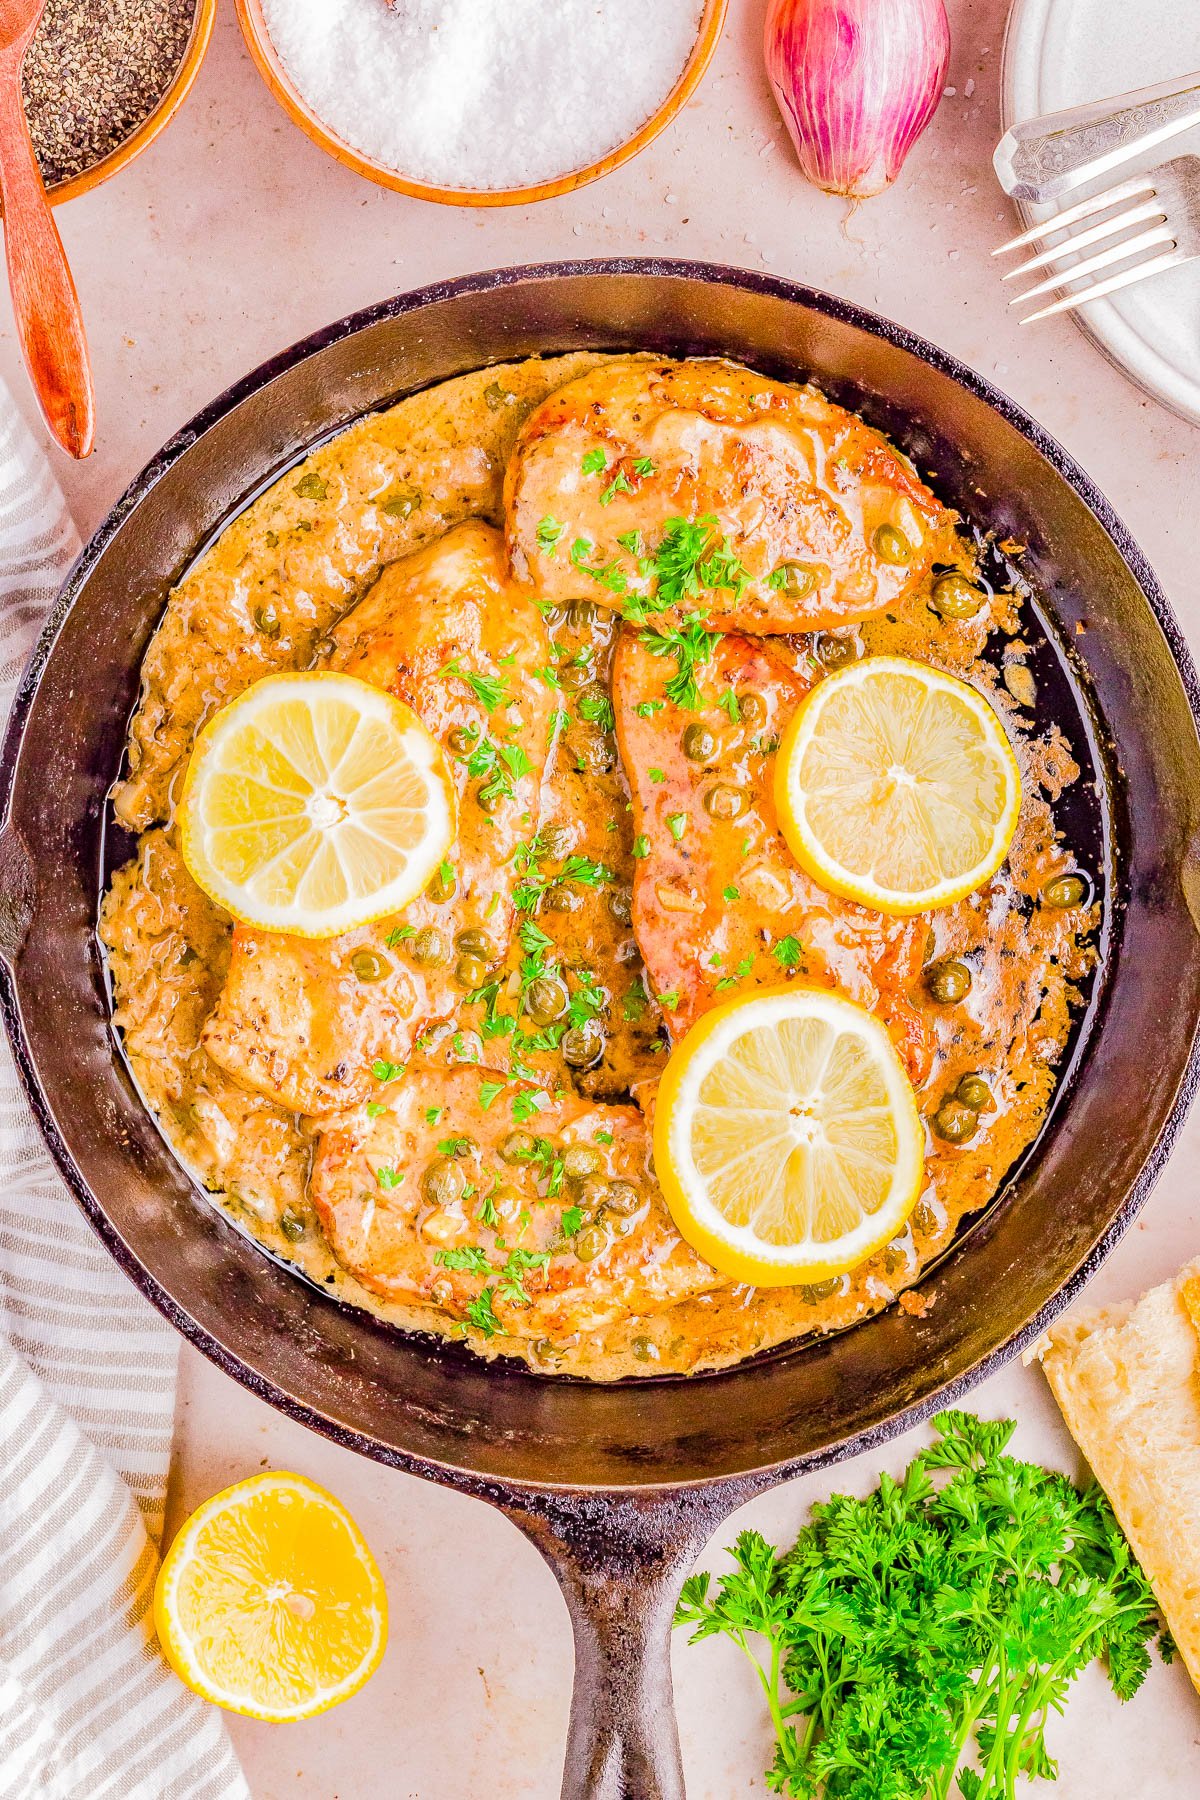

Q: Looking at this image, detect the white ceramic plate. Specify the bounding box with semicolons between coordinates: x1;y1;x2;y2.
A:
1002;0;1200;424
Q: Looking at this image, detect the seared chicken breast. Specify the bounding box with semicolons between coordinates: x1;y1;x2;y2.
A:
612;627;932;1083
311;1064;720;1339
506;358;949;634
202;522;555;1117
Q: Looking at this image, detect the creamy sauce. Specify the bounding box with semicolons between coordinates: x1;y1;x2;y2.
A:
100;356;1099;1380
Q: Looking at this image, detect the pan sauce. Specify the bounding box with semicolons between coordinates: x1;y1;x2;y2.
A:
100;355;1098;1380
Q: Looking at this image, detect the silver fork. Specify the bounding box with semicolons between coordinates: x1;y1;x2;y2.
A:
994;153;1200;323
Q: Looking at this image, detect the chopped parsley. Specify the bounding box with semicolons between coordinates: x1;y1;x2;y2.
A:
436;1135;474;1158
438;659;509;713
466;1289;504;1337
512;1088;550;1124
478;1079;506;1111
578;690;616;732
599;469;634;507
715;955;755;992
658;990;681;1010
536;515;566;558
560;1205;584;1238
632;835;650;859
594;1129;614;1145
581;447;608;475
667;812;688;842
570;536;628;596
635;698;665;718
424;1106;444;1126
649;767;665;784
385;923;416;946
772;935;803;969
640;613;723;710
371;1059;405;1083
366;1101;387;1119
376;1166;402;1189
496;1247;552;1306
723;884;740;902
434;1244;490;1276
718;688;742;723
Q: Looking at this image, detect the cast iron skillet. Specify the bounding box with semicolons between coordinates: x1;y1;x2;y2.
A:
1;262;1199;1798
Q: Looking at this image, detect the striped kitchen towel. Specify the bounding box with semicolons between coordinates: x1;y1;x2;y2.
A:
0;392;249;1800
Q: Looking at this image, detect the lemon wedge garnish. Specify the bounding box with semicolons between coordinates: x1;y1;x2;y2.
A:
653;985;925;1287
179;671;454;937
153;1471;387;1721
774;655;1021;915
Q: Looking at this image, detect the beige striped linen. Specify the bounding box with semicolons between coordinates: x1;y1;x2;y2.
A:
0;390;249;1800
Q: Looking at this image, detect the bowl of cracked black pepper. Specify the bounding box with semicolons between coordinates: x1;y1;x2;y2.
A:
21;0;214;203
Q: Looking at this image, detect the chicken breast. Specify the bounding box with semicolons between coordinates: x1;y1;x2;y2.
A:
202;522;555;1117
612;627;932;1083
505;358;949;634
310;1064;720;1343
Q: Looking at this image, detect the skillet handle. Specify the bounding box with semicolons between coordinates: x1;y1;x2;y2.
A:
502;1487;741;1800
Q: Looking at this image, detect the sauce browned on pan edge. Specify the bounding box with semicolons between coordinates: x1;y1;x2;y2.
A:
99;356;1098;1380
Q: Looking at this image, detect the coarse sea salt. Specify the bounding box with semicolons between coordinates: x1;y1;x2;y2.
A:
261;0;707;192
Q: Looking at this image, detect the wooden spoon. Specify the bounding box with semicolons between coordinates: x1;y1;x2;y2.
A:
0;0;94;458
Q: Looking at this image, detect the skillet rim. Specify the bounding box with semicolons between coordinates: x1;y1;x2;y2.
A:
2;257;1199;1500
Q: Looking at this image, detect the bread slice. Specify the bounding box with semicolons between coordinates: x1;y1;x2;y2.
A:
1035;1257;1200;1693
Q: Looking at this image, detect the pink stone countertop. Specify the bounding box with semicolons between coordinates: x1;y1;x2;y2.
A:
5;1;1198;1793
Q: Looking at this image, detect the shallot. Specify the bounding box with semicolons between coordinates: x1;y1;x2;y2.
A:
764;0;951;200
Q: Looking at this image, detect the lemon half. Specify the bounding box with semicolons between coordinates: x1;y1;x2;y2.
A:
179;671;454;938
154;1471;387;1721
653;985;925;1287
775;655;1021;915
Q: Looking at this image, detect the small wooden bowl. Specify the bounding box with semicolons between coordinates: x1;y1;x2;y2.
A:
45;0;215;206
235;0;728;207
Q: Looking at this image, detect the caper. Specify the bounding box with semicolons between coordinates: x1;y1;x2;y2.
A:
562;1144;602;1180
773;561;819;597
544;884;581;914
573;1223;609;1262
559;660;595;691
798;1277;842;1304
632;1334;660;1363
530;1337;563;1367
737;690;768;728
605;1179;641;1216
932;572;984;620
578;1173;610;1208
252;603;281;639
527;975;569;1026
350;948;388;983
932;1099;978;1144
422;1160;465;1205
382;486;422;519
279;1205;307;1243
925;958;972;1004
455;954;487;991
883;1234;913;1275
500;1130;536;1164
607;887;633;925
477;785;505;815
541;603;570;626
430;1278;454;1309
1042;873;1088;909
409;927;448;967
536;822;573;861
956;1073;995;1113
444;1135;476;1159
873;523;912;565
703;784;745;821
455;928;497;963
1004;663;1037;708
817;633;859;670
448;726;476;754
562;1025;605;1069
912;1198;940;1236
569;598;603;629
426;864;457;904
682;723;718;763
571;726;616;774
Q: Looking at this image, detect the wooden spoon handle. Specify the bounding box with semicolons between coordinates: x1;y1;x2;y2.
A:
0;56;94;459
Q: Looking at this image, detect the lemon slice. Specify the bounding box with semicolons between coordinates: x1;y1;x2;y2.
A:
653;985;924;1286
179;671;454;937
154;1471;387;1721
775;655;1021;915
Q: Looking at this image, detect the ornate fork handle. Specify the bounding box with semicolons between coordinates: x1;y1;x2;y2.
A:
996;71;1200;204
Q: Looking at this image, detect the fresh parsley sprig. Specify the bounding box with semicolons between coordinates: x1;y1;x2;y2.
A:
675;1411;1167;1800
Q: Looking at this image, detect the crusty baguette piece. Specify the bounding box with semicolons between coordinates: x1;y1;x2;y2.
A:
1036;1257;1200;1694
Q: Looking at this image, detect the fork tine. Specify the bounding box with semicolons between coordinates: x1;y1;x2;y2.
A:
1017;249;1191;322
1008;223;1177;303
992;174;1157;255
1001;197;1167;280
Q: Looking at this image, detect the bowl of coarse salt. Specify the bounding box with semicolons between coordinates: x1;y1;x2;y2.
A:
235;0;727;206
